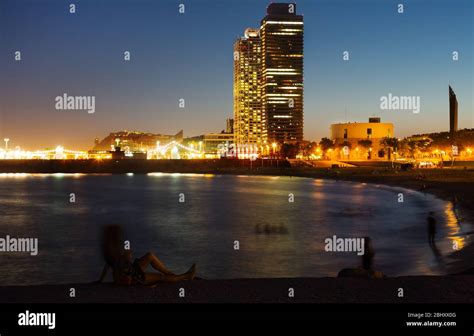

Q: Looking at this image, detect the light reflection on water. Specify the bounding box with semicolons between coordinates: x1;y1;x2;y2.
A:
0;173;470;286
444;202;466;250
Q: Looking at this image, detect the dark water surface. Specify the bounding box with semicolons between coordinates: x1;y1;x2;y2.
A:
0;173;468;285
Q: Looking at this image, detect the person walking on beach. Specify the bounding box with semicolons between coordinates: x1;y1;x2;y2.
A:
452;195;461;225
96;225;196;286
427;212;437;246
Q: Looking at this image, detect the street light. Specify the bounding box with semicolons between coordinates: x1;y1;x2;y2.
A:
271;142;278;167
4;138;9;151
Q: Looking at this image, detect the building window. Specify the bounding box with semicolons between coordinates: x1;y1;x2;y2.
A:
367;128;372;139
343;129;348;139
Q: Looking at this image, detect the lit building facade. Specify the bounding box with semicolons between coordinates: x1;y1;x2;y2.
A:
330;117;394;160
260;3;304;144
233;28;265;151
226;118;234;134
185;133;234;158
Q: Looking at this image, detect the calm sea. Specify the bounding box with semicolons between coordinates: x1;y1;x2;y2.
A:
0;173;467;285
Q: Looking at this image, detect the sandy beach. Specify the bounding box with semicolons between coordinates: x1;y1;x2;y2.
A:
1;276;474;303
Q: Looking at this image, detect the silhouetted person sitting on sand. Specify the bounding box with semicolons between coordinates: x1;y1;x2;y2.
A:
337;236;385;279
362;237;375;271
96;225;196;286
427;212;437;247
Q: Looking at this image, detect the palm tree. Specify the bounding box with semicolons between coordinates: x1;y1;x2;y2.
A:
338;141;352;160
319;137;335;159
358;139;372;159
300;141;318;158
380;137;399;161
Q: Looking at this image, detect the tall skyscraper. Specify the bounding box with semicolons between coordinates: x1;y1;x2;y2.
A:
225;118;234;134
449;85;458;134
233;28;264;151
260;3;304;144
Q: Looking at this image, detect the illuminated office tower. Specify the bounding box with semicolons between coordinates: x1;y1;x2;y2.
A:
233;28;265;154
260;3;304;143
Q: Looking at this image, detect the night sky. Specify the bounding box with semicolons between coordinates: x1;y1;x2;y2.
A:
0;0;472;150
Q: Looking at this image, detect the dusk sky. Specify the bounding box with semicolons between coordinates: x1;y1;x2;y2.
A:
0;0;472;150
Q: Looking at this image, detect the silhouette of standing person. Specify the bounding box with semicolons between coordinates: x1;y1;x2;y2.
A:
362;237;375;271
452;195;461;225
427;212;437;247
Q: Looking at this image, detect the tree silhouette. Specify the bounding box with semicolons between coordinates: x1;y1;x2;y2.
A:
380;137;399;160
319;137;335;159
358;139;372;159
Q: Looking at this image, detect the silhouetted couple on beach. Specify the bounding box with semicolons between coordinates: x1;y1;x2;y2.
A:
96;225;196;286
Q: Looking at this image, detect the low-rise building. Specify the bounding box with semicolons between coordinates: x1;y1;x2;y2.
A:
330;117;394;160
185;133;234;158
